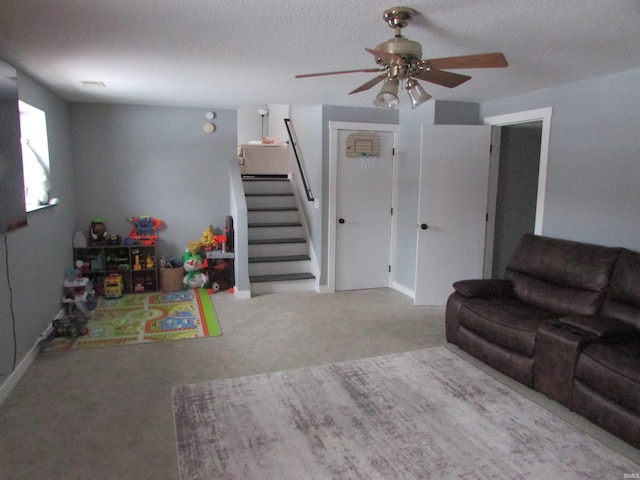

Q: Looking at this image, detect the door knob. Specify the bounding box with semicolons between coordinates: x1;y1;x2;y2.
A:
338;218;345;224
420;223;428;230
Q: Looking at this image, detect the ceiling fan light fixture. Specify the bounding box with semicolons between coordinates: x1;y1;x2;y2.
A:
374;78;399;109
406;78;432;109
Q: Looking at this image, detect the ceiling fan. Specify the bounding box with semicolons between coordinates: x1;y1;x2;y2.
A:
295;6;508;109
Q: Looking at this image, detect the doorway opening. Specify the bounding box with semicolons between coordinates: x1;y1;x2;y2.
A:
483;107;552;278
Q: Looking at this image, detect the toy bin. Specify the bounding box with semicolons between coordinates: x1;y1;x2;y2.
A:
160;267;184;292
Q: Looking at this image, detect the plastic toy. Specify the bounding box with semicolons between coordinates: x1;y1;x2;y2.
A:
126;215;164;245
107;233;122;245
182;251;208;289
90;217;108;245
104;273;124;299
56;273;94;338
200;225;229;252
133;275;144;293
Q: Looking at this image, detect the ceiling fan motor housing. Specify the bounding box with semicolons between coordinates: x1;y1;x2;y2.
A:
375;37;422;64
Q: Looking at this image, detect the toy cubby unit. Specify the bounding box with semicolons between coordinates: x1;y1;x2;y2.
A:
73;245;159;295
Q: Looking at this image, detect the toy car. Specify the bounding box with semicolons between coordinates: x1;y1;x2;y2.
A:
104;273;124;299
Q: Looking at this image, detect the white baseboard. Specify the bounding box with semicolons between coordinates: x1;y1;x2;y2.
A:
392;282;415;299
317;284;333;294
0;316;56;407
233;289;252;300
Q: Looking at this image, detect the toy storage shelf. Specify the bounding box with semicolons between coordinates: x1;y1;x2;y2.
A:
73;245;158;295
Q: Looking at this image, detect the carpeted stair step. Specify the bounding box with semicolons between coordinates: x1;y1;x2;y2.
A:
248;237;306;245
247;208;299;224
250;272;315;283
248;254;312;277
248;237;308;257
245;193;295;209
248;254;310;263
248;222;302;228
248;222;303;241
242;177;291;195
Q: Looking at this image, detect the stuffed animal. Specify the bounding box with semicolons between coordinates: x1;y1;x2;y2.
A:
201;225;217;250
182;251;208;289
188;240;203;257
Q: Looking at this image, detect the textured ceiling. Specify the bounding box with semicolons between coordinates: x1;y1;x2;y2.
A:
1;0;639;109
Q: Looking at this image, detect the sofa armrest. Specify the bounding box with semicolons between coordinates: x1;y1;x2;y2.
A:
558;314;640;339
452;279;513;299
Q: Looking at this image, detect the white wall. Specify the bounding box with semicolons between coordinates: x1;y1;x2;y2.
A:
289;105;323;276
395;104;435;292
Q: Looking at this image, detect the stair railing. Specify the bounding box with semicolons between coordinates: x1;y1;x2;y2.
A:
284;118;314;202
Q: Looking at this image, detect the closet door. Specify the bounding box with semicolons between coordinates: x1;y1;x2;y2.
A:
414;125;491;305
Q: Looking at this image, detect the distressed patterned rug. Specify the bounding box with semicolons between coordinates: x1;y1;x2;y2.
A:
173;347;639;480
49;288;221;350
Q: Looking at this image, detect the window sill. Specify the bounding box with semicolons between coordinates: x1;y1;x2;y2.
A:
26;199;59;213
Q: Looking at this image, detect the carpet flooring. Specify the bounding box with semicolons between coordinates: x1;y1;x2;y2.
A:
48;288;221;350
173;347;639;479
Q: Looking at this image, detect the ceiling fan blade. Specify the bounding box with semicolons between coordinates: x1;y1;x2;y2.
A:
415;68;471;88
296;68;383;79
349;74;387;95
425;52;508;70
365;48;405;66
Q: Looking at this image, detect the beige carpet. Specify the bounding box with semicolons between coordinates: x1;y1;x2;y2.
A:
173;347;639;479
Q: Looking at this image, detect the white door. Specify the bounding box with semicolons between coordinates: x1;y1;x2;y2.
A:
335;129;394;291
414;125;492;305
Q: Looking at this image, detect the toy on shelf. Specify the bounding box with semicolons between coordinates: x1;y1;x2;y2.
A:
133;275;145;293
200;225;229;252
126;215;164;245
89;217;108;245
107;233;122;245
201;225;216;249
182;251;208;289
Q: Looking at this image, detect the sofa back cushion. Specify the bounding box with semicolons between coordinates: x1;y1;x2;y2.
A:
504;234;619;315
601;249;640;329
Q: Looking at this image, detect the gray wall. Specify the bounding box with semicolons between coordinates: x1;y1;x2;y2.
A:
69;104;237;260
481;67;640;251
0;72;76;387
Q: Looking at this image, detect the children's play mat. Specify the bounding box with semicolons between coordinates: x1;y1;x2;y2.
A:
46;288;221;351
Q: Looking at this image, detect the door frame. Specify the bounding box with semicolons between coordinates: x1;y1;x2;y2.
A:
483;107;552;278
327;121;400;293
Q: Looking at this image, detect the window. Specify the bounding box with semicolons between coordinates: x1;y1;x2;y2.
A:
19;101;51;211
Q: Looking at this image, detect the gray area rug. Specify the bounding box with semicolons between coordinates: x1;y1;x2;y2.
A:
173;347;639;479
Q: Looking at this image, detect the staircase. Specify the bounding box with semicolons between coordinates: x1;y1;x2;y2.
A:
243;176;316;295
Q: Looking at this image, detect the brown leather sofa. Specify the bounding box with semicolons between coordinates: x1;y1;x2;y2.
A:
445;234;640;449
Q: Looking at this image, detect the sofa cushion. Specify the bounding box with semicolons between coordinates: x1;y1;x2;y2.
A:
459;298;551;357
504;234;619;315
453;279;513;299
601;249;640;329
574;341;640;415
506;271;607;316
